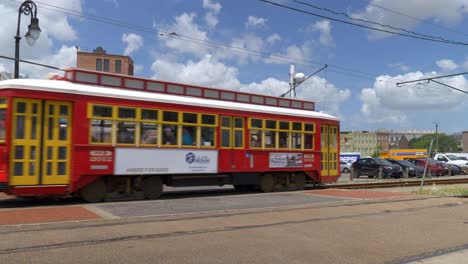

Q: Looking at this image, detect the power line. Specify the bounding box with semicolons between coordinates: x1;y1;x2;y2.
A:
260;0;468;46
354;0;468;38
3;0;400;85
0;54;62;70
293;0;459;43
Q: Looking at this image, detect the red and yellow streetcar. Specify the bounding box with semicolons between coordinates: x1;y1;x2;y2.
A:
0;68;339;202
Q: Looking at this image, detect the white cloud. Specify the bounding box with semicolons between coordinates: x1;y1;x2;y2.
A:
264;42;312;64
436;59;458;71
246;16;268;28
352;0;468;39
309;20;334;46
151;56;349;118
266;34;281;44
203;0;222;28
159;13;209;57
388;63;410;72
151;55;240;89
122;33;144;56
214;34;264;64
359;71;468;124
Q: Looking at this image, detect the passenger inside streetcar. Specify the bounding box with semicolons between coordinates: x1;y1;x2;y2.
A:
182;127;194;145
163;127;176;145
117;122;134;144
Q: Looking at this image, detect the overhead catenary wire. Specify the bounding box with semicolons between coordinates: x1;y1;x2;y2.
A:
354;0;468;38
2;0;400;86
293;0;460;43
260;0;468;46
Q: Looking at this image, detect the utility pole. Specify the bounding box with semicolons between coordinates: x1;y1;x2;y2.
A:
433;121;439;153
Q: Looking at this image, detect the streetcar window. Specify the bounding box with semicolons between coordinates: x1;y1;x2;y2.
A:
279;132;289;149
125;79;144;90
162;111;179;123
141;109;158;120
201;127;215;147
202;114;216;125
204;90;219;99
117;122;136;144
305;123;315;132
265;120;277;129
118;107;136;119
167;85;184;94
250;130;262;148
91;119;112;143
101;76;120;86
221;116;231;148
279;121;290;130
304;133;314;150
234;118;244;148
92;105;113;118
265;130;276;148
186;87;202;96
147;82;165;92
162;125;177;146
250;119;263;128
182;126;195;146
141;123;158;145
237;94;250;103
183;113;198;124
292;122;302;131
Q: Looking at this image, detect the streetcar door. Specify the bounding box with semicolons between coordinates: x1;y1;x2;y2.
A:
320;125;338;177
9;99;72;186
220;116;245;170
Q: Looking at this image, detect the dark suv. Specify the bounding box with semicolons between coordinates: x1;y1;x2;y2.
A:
351;157;403;178
385;158;424;177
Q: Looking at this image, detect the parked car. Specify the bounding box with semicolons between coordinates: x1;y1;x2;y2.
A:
445;163;461;176
385;158;424;177
340;161;352;173
351;157;403;178
406;158;447;176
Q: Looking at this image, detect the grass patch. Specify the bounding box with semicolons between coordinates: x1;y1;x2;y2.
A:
413;186;468;197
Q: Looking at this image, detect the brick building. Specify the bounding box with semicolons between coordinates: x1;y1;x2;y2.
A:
77;47;134;75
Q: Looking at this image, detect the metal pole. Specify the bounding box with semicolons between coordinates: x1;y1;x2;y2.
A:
419;140;434;192
14;1;39;79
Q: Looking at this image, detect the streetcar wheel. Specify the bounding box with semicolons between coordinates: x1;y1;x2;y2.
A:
143;176;163;199
293;173;306;190
259;173;275;192
80;178;106;203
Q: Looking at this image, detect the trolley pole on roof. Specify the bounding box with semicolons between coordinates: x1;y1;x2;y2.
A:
14;0;41;79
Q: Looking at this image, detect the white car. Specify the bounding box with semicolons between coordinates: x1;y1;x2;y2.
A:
340;161;352;173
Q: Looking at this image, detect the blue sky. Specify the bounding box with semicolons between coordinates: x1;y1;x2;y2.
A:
1;0;468;133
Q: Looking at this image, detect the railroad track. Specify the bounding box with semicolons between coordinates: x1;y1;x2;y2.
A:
320;177;468;189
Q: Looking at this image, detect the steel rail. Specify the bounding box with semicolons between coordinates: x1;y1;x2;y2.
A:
318;178;468;189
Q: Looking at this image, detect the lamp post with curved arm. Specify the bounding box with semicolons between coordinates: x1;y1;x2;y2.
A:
14;0;41;79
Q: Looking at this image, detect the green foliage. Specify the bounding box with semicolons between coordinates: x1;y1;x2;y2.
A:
408;133;458;152
371;145;384;157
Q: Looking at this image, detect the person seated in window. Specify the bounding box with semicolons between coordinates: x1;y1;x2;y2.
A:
163;127;176;145
182;127;194;145
117;122;134;144
142;130;157;144
251;134;261;148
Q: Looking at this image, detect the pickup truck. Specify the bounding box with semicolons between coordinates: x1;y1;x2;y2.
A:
433;153;468;174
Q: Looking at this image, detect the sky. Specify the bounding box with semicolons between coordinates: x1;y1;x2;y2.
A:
0;0;468;134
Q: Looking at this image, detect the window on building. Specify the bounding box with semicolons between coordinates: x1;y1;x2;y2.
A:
115;60;121;73
104;59;110;72
96;59;102;71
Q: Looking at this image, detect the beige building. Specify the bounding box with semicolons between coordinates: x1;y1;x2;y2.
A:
77;47;134;76
340;131;378;157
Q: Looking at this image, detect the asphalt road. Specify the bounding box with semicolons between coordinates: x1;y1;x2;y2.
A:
1;189;468;264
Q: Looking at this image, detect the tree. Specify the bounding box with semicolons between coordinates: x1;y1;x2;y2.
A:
371;145;384;157
408;134;458;153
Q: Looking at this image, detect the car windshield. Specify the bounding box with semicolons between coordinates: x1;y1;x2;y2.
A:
446;155;461;160
375;158;392;165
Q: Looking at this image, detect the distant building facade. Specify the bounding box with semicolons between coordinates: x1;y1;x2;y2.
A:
341;129;436;156
77;47;134;76
340;131;378;157
463;131;468;152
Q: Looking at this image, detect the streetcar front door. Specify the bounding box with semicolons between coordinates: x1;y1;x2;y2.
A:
9;99;72;186
219;116;245;170
320;125;338;177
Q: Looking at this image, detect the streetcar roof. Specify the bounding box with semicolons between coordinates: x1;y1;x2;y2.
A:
0;78;339;121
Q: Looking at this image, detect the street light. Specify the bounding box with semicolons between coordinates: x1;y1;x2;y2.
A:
14;0;41;79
